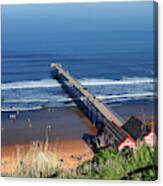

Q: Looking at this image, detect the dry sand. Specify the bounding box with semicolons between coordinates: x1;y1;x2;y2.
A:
1;139;94;176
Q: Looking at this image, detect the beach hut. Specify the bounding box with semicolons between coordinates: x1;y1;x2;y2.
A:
118;135;136;151
142;128;157;146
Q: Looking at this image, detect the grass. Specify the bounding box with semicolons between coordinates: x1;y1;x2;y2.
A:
65;144;158;180
1;141;158;180
1;140;60;178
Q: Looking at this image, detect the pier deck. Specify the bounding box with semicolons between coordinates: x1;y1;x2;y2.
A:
51;64;124;127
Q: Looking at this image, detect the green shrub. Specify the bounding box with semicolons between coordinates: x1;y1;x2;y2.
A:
67;144;158;180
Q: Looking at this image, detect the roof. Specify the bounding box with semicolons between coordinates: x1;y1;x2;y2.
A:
122;116;150;140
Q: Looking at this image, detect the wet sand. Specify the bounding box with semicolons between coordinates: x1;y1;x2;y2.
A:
1;101;155;146
1;107;97;145
110;100;156;122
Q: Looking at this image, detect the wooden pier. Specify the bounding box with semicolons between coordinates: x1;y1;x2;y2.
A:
51;64;136;150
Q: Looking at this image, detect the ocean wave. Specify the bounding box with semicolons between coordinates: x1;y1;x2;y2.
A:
2;92;154;104
1;77;156;111
1;77;155;90
97;92;155;100
2;92;155;108
1;106;43;112
2;95;72;104
1;101;75;112
81;77;155;86
1;79;61;90
2;99;50;103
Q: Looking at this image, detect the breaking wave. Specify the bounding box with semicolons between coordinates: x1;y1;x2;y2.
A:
1;77;155;90
81;77;155;86
1;77;156;111
1;79;61;90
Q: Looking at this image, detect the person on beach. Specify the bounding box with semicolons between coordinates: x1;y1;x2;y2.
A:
16;110;20;117
27;117;32;128
9;114;16;123
2;127;4;133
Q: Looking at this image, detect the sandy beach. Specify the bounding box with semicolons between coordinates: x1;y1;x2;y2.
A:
1;101;156;176
1;107;96;176
1;139;94;176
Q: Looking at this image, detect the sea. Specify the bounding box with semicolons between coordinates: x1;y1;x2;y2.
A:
1;3;156;113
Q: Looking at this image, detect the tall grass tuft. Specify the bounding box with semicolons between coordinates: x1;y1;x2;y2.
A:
2;141;59;178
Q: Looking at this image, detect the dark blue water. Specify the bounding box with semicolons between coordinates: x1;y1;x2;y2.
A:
1;2;156;111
